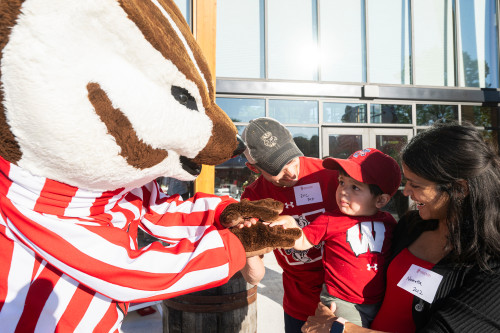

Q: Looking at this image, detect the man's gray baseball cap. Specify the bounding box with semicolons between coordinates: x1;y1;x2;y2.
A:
241;118;303;176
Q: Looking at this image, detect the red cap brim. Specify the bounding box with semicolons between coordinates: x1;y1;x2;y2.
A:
322;158;364;183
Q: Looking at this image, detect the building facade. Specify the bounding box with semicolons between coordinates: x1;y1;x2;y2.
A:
176;0;500;218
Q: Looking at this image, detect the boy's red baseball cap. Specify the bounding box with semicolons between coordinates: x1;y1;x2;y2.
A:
323;148;402;197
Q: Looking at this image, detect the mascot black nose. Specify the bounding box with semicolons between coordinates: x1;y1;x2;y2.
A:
232;135;246;157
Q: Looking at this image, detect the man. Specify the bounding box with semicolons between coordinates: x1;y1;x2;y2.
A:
240;118;339;333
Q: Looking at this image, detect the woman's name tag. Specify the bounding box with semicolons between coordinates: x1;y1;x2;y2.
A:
397;264;443;303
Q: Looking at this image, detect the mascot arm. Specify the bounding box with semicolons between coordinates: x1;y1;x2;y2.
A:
139;184;239;243
2;186;245;303
219;198;302;257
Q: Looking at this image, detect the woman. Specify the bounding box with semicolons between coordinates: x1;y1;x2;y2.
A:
302;122;500;332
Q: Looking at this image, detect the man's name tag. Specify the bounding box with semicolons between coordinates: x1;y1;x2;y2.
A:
294;182;323;206
397;264;443;303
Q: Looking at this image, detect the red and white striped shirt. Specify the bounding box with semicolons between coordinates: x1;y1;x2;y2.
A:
0;156;245;332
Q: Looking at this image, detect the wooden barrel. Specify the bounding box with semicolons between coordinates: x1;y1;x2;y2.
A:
163;272;257;333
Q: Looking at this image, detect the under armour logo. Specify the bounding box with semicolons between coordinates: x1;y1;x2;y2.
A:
352;148;371;158
367;264;378;271
284;202;294;209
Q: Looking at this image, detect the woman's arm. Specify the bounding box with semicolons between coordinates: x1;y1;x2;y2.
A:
344;323;385;333
418;266;500;332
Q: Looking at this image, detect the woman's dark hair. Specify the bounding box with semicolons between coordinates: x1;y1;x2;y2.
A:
401;121;500;270
338;168;383;196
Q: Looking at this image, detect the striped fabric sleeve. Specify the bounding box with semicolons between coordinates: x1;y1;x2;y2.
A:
137;181;238;241
1;183;246;303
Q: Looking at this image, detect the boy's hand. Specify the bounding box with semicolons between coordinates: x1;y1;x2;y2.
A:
266;215;299;229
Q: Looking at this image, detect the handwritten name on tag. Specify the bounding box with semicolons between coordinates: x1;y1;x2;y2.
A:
294;182;323;206
397;264;443;303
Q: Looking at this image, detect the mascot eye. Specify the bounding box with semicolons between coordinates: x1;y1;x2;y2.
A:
171;86;198;111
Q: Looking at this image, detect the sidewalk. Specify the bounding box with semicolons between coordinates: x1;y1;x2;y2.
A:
120;254;285;333
256;253;285;332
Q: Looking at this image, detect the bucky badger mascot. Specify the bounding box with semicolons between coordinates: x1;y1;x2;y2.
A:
0;0;299;331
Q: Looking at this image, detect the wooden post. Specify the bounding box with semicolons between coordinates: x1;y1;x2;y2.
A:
193;0;217;195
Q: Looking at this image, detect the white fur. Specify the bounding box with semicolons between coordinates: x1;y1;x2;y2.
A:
2;0;212;190
150;0;209;92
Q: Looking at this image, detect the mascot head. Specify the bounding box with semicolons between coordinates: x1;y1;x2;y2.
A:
0;0;243;191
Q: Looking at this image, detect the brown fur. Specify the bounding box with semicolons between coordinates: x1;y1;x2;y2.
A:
0;0;23;164
220;198;301;256
119;0;238;165
219;198;284;228
87;82;168;169
230;221;302;253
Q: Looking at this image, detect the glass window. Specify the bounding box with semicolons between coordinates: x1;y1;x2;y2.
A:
319;0;365;82
323;102;367;123
457;0;499;88
268;0;318;80
374;134;408;219
288;127;319;157
269;100;319;124
462;105;499;128
463;105;500;156
216;98;265;123
375;135;407;166
371;104;412;124
416;104;458;125
215;125;253;201
413;0;455;86
216;0;264;78
173;0;191;27
367;0;411;84
214;154;252;201
327;134;362;159
480;130;500;149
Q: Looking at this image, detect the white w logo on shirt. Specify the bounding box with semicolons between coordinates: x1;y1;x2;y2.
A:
346;222;386;256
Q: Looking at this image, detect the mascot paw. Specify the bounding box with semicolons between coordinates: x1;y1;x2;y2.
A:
230;221;302;257
220;198;284;228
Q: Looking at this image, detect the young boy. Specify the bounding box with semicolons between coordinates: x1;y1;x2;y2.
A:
292;148;401;328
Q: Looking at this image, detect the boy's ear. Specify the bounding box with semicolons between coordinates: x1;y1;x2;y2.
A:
245;162;260;174
375;194;391;209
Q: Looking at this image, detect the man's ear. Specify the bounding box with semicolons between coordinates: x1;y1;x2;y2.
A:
375;194;391;209
246;162;261;174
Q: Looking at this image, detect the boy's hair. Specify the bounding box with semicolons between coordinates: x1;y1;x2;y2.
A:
338;168;383;196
